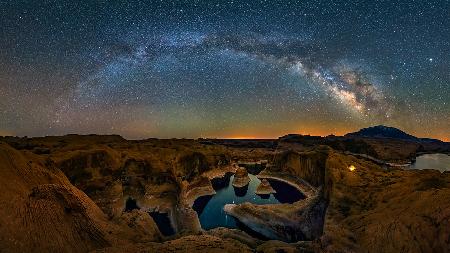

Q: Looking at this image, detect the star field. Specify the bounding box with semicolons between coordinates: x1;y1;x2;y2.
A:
0;0;449;140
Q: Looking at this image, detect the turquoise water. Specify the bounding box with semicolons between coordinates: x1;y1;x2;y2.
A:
409;153;450;172
193;173;303;230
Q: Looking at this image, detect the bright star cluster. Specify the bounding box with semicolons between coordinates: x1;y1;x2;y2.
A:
0;0;449;140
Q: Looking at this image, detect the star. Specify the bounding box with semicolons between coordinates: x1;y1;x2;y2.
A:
0;0;448;141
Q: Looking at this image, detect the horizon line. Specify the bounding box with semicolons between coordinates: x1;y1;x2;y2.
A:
1;132;448;143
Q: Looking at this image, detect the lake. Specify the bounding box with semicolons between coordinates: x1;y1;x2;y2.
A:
408;153;450;172
193;172;304;230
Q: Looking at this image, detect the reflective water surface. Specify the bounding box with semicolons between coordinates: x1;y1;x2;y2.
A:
193;173;304;230
408;153;450;172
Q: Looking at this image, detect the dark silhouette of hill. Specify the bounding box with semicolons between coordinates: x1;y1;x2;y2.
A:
345;125;444;143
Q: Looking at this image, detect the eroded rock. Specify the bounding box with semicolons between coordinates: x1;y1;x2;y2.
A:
1;135;449;253
232;167;251;188
255;179;276;195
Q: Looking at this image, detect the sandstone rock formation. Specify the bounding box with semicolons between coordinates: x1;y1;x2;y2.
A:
319;151;450;253
255;179;276;195
0;142;155;252
93;235;254;253
224;175;325;242
0;134;449;253
232;167;251;188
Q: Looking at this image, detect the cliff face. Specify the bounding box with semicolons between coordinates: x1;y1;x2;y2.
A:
174;152;213;182
0;136;449;253
259;147;450;252
0;139;243;252
0;143;120;252
223;149;329;243
271;148;328;187
45;140;233;221
321;152;450;253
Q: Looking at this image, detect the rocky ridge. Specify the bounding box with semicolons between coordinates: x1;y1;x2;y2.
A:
0;133;448;252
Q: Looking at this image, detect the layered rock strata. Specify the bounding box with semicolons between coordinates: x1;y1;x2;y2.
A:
255;179;276;195
232;167;251;188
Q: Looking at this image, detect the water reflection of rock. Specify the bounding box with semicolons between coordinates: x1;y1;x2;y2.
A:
193;173;284;230
192;195;213;215
192;168;309;237
211;172;233;190
233;184;249;197
232;167;251;188
224;173;322;243
255;179;276;195
238;160;268;175
149;211;176;236
268;179;305;204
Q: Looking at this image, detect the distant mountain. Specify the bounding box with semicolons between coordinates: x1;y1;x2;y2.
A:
345;125;431;142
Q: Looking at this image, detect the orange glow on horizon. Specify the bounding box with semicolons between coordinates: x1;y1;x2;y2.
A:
218;127;349;140
217;131;449;142
222;135;263;139
218;131;341;140
439;136;449;142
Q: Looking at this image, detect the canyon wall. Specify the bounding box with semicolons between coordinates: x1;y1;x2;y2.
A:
270;148;329;187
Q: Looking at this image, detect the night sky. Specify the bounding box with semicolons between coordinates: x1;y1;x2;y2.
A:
1;0;449;140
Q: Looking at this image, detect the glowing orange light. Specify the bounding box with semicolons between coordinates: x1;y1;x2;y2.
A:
225;136;259;139
348;165;356;172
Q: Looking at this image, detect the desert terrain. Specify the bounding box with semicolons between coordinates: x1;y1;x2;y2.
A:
0;126;449;253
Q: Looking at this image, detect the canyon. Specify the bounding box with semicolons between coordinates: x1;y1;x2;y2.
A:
0;127;449;252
